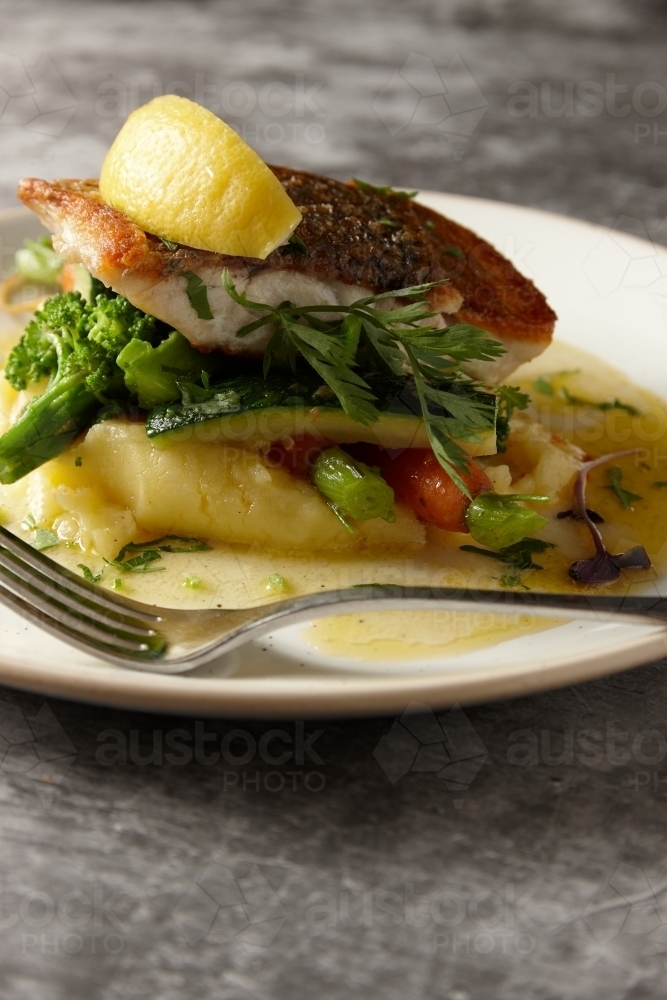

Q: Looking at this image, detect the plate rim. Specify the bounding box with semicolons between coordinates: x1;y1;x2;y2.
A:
1;197;666;716
0;626;664;717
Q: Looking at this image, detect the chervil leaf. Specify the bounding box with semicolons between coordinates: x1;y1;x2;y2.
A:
221;269;506;491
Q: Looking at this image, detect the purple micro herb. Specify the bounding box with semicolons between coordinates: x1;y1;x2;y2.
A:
569;448;651;585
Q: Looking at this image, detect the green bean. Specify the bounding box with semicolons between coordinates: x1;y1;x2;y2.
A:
310;447;395;523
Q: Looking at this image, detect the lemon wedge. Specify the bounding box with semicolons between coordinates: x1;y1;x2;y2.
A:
99;95;302;259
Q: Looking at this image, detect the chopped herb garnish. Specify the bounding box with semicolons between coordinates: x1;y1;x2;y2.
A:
33;528;58;551
160;238;179;251
459;538;556;587
183;576;202;589
568;449;651;585
424;220;435;230
183;271;213;320
495;385;530;452
75;456;82;467
105;534;212;575
352;178;417;198
441;245;465;260
108;549;164;574
460;537;555;572
110;535;212;573
112;578;122;590
561;387;640;415
534;372;639;414
640;461;651;471
21;513;58;550
223;270;503;495
465;492;550;549
379;217;399;228
265;573;288;593
530;372;638;414
287;233;309;255
606;465;642;510
533;377;554;397
78;563;104;583
653;481;667;489
500;574;530;590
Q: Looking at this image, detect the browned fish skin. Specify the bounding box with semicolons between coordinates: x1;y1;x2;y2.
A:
17;172;447;295
411;200;556;343
266;167;444;292
17;169;556;371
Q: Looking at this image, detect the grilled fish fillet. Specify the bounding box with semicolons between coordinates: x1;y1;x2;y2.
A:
18;168;556;382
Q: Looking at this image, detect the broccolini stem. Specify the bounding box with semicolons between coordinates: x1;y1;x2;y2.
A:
309;447;395;522
0;372;99;483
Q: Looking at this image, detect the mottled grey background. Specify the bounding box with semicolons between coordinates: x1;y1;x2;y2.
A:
1;1;667;997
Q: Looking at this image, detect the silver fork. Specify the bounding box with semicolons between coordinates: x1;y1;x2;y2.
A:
0;523;665;674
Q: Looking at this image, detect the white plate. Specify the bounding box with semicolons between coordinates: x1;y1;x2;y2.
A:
1;196;666;716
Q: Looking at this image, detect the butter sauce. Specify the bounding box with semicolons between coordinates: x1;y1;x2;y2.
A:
0;333;665;664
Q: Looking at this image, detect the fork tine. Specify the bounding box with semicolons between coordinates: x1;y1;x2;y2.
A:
0;525;162;623
0;558;164;654
0;548;159;637
0;579;163;660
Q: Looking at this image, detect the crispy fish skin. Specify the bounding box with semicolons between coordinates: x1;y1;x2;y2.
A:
411;201;555;342
17;169;556;377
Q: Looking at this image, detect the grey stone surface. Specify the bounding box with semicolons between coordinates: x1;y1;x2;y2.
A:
0;0;667;996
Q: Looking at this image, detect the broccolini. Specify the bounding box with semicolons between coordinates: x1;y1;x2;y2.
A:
0;288;215;484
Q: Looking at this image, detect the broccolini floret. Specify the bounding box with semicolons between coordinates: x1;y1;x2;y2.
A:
0;288;172;483
5;292;88;390
0;278;229;483
87;294;158;354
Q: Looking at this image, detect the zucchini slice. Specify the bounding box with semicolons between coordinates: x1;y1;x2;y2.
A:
145;369;497;456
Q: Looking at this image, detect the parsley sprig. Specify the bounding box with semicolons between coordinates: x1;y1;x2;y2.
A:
222;270;504;493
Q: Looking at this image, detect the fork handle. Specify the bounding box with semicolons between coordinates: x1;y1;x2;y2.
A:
182;586;667;670
248;585;667;633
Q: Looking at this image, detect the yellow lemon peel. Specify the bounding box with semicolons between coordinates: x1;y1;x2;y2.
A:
99;95;302;259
